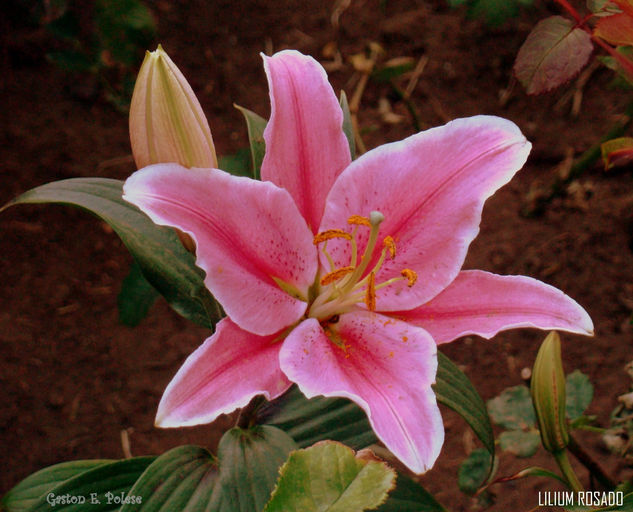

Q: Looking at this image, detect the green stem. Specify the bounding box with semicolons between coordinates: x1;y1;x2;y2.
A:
567;434;617;489
553;450;584;493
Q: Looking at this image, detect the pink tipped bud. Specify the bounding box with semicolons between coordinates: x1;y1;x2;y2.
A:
129;45;217;169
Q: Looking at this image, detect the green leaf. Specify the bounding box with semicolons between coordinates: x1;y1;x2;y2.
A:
498;430;541;457
118;446;218;512
260;353;495;460
376;473;447;512
121;426;295;512
258;385;376;450
219;147;253;178
458;449;492;495
514;15;593;95
215;426;298;512
235;104;268;179
595;491;633;511
566;370;594;420
264;441;396;512
487;385;536;430
339;91;356;160
435;352;495;456
118;260;159;326
1;460;112;512
25;457;155;511
1;178;220;329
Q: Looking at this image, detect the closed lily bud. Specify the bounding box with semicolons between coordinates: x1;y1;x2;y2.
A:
129;44;217;170
531;331;569;453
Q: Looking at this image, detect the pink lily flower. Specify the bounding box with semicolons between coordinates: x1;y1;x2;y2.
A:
123;50;593;474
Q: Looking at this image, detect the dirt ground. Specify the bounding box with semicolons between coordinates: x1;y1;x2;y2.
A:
2;0;633;510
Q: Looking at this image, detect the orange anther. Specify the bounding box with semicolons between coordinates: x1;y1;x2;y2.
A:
401;268;417;287
364;271;376;311
320;266;354;285
347;215;371;227
313;229;352;245
383;236;396;259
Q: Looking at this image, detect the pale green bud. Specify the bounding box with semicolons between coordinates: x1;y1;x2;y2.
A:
129;44;217;169
531;331;570;453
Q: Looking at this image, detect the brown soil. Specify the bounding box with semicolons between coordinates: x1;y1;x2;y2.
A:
2;1;632;510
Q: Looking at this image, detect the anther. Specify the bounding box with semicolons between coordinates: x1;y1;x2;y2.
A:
383;236;396;259
321;266;354;285
364;271;376;311
401;268;418;287
313;229;352;245
347;215;371;227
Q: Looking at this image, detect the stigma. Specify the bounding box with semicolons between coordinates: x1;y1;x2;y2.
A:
308;211;418;321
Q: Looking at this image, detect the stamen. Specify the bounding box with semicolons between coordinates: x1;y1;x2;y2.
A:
313;229;352;245
348;215;370;227
321;266;354;285
341;211;385;294
383;236;396;259
364;272;376;311
401;268;418;287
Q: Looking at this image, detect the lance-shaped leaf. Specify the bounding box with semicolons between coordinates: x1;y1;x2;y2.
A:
1;178;220;329
1;460;112;512
514;16;593;95
259;352;495;459
375;473;447;512
235;104;267;180
264;441;396;512
120;426;296;512
118;259;160;326
7;457;155;512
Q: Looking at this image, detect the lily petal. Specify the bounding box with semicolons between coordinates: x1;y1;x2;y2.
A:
124;163;317;335
396;270;594;344
156;318;291;427
320;116;531;312
280;313;444;474
262;50;351;233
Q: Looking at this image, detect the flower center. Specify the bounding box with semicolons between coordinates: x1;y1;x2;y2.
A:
308;211;417;321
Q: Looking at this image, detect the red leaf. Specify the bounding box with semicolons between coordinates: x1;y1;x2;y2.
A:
514;16;594;95
613;0;633;18
595;12;633;46
601;137;633;169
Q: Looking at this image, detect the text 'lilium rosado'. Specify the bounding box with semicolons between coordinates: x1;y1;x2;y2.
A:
123;50;593;474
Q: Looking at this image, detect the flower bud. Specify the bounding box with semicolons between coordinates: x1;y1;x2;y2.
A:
129;45;217;170
531;331;569;453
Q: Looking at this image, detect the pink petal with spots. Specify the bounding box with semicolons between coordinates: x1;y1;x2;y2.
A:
397;270;594;344
156;318;291;427
319;116;531;312
279;313;444;474
124;164;317;335
261;50;351;233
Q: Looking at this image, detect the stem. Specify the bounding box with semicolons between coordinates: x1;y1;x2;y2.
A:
236;395;266;429
553;449;584;493
553;0;583;23
567;434;617;489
